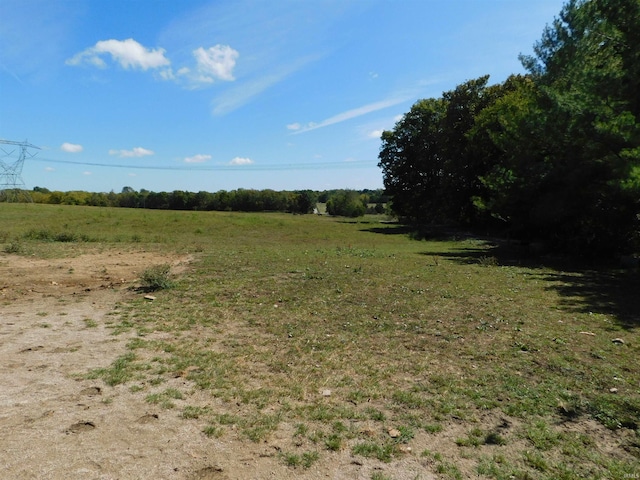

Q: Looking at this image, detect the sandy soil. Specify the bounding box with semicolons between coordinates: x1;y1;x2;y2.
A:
0;250;440;480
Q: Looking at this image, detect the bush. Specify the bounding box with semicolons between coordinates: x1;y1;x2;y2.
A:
140;264;175;291
3;241;23;254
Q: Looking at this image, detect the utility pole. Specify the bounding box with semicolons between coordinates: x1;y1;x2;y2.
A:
0;139;41;202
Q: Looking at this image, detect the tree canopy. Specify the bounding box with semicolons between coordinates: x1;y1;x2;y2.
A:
379;0;640;255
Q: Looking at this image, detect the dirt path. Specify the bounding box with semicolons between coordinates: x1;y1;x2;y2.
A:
0;251;437;480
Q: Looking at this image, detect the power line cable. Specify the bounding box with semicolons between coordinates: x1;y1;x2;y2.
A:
28;156;377;171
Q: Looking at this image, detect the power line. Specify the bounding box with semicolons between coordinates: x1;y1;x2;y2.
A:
28;156;377;171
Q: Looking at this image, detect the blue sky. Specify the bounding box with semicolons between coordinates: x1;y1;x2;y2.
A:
1;0;565;193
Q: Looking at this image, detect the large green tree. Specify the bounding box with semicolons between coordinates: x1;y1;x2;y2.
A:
379;0;640;254
378;76;506;224
483;0;640;253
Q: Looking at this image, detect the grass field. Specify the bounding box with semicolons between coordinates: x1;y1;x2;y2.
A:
2;203;639;478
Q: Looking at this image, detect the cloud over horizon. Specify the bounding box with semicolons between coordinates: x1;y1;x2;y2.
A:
61;142;83;153
228;156;254;166
184;154;211;163
109;147;154;158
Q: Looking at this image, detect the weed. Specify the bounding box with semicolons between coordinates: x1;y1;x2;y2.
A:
523;450;548;471
484;431;507;446
523;421;561;450
455;427;485;447
301;451;320;468
202;425;224;438
83;318;98;328
478;255;499;266
294;423;308;437
4;240;22;254
86;352;137;386
281;452;302;468
365;407;386;422
424;423;443;434
371;472;393;480
281;451;319;469
435;461;463;480
182;405;210;419
391;425;414;444
324;433;342;451
352;442;394;463
140;264;175;291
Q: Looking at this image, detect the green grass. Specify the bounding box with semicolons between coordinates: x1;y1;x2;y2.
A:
2;202;639;478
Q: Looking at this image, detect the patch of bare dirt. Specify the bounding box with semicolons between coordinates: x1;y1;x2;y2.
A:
0;250;438;479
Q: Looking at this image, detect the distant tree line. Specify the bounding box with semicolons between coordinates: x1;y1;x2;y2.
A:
24;186;388;217
379;0;639;255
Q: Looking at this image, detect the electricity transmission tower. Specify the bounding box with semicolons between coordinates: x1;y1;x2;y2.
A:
0;139;40;202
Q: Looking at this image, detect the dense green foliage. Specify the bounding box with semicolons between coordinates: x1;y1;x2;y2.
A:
379;0;640;255
325;190;367;217
13;187;387;217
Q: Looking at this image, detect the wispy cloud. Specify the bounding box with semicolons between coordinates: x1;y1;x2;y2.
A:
291;96;411;134
367;129;384;139
61;142;83;153
109;147;154;158
1;1;81;82
212;55;318;115
184;153;211;163
158;0;345;114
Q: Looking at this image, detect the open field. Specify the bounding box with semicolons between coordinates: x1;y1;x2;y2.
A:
1;203;639;479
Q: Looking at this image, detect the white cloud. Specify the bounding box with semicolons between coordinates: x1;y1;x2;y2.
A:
184;153;211;163
128;173;137;177
44;167;55;172
228;156;254;166
83;171;92;175
193;45;238;82
66;38;170;71
368;129;383;139
286;123;301;131
61;142;83;153
109;147;154;158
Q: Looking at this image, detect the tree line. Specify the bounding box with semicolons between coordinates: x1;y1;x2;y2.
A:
379;0;639;255
22;187;388;217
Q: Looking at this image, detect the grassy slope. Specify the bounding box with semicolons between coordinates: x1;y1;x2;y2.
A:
2;203;639;478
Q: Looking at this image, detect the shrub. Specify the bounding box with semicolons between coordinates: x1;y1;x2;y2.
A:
140;264;175;291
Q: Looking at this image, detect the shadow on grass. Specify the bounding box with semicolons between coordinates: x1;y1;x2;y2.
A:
365;224;640;329
539;269;640;329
